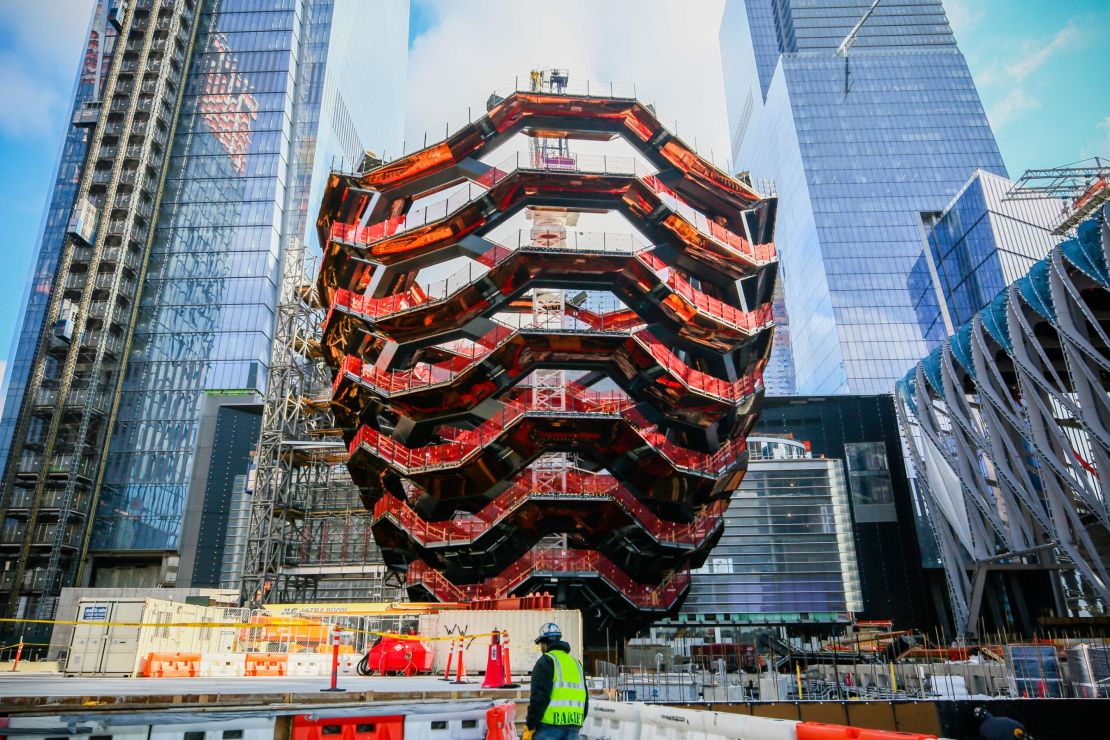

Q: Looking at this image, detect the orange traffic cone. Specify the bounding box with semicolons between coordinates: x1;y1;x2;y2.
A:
452;636;470;684
482;630;507;688
501;630;513;684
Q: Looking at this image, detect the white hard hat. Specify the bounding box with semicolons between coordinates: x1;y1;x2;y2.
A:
535;622;562;644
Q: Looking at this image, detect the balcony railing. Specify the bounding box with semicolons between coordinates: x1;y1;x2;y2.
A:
408;548;690;609
376;469;725;548
349;382;747;478
329;156;772;267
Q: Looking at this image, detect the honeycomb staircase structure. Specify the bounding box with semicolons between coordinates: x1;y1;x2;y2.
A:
315;78;778;632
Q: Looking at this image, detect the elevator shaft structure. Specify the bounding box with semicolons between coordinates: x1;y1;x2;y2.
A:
315;76;778;629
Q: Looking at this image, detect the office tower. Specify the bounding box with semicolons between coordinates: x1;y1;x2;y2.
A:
754;395;940;629
720;0;1006;394
909;169;1062;348
678;435;862;627
899;205;1110;635
0;0;407;625
316;70;777;636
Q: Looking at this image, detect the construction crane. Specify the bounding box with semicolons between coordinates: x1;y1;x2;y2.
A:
1004;157;1110;235
836;0;883;94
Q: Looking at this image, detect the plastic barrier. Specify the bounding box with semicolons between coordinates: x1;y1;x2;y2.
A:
484;702;516;740
582;701;803;740
5;717;145;740
708;713;800;740
337;652;363;675
5;715;277;740
149;717;276;740
199;652;246;677
244;652;288;676
404;706;490;739
581;700;645;739
796;724;936;740
638;703;711;740
288;653;330;677
142;651;201;677
292;714;405;740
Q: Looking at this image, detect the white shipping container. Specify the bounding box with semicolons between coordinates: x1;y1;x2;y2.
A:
65;597;240;676
418;609;583;676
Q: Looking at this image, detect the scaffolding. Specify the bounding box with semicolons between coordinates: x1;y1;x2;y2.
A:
238;239;401;608
1004;157;1110;235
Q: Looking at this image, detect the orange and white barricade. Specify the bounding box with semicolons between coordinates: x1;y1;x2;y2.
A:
199;652;246;677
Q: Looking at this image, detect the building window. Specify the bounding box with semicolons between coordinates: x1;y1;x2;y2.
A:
844;442;897;522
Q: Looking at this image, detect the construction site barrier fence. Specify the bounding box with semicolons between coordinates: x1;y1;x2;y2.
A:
2;702;519;740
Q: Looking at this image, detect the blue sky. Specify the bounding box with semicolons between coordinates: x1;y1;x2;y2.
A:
0;0;1107;386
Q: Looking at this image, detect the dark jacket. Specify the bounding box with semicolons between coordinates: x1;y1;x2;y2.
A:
526;640;589;729
979;711;1029;740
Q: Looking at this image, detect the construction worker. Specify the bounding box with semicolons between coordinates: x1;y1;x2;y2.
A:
974;707;1033;739
524;622;588;740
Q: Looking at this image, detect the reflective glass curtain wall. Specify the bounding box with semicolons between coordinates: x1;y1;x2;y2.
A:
720;0;1006;394
93;0;407;552
682;442;862;621
0;3;115;476
908;169;1062;349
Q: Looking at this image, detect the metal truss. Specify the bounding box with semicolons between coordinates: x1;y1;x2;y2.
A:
897;204;1110;634
1005;158;1110;235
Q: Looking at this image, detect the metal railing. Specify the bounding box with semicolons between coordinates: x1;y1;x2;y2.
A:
410;547;690;609
375;469;726;548
349;382;748;477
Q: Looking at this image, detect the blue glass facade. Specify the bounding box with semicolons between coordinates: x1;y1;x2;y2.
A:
0;2;116;479
91;0;407;553
720;0;1006;394
908;169;1061;349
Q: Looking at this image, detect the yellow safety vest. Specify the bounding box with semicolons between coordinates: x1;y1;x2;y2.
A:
541;649;587;726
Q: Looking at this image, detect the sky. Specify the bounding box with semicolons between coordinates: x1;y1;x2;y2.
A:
0;0;1107;390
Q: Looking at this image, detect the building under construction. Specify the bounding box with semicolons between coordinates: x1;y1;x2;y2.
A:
314;70;778;634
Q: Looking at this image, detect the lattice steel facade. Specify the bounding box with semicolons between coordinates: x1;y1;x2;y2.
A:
897;205;1110;634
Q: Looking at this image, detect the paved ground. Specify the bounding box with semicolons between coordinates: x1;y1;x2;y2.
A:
0;673;520;698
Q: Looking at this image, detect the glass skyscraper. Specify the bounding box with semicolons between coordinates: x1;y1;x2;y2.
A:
908;169;1061;349
0;0;406;618
93;0;407;559
720;0;1007;394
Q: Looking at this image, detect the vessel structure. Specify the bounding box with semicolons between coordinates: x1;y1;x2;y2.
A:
315;71;778;630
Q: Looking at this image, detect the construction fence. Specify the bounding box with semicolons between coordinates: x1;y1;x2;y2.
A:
45;597;582;679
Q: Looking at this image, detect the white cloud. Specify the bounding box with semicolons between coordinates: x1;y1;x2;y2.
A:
988;88;1041;129
1083;116;1110;159
0;53;64;138
945;0;982;41
1005;23;1080;81
0;0;94;140
3;0;95;77
406;0;731;171
977;21;1081;130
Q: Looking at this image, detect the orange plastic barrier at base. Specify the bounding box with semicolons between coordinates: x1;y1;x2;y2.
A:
142;651;201;677
244;652;289;676
291;714;404;740
486;702;517;740
796;722;936;740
